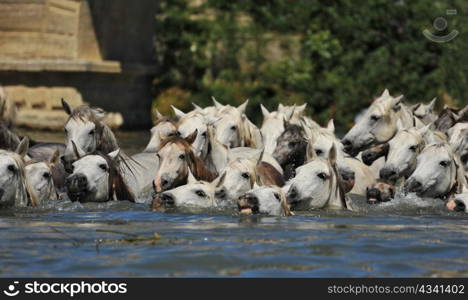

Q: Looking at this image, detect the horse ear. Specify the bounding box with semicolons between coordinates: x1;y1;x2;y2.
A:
381;89;390;98
71;140;86;159
192;102;203;111
155;109;164;121
92;107;106;119
213;171;226;188
15;137;29;158
212;96;223;109
457;105;468;120
306;142;316;161
283;117;290;129
107;148;120;160
428;97;437;111
171;105;186;119
417;123;431;136
61;98;73;115
187;168;197;184
296;103;307;113
49;148;61;165
328;143;337;166
237;99;249;114
260;104;269;117
278;103;284;111
326;119;335;133
185;129;198;145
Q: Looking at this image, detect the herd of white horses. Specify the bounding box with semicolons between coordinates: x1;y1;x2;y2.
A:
0;89;467;216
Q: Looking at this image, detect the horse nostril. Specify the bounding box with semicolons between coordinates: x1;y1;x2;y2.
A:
288;186;297;199
215;188;226;199
454;200;466;212
380;168;396;180
341;139;352;147
161;193;174;205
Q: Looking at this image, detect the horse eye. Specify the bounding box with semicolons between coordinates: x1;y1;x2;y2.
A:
43;172;51;179
370;115;381;122
317;172;328;180
241;172;250;179
315;149;323;155
273;192;281;201
89;129;95;135
179;154;186;160
288;141;297;148
64;129;68;135
167;132;175;137
409;145;417;152
202;131;207;137
175;131;181;136
439;161;449;167
195;190;206;197
99;164;108;171
230;125;237;130
7;164;15;172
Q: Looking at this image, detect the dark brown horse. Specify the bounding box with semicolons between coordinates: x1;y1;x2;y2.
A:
273;122;307;180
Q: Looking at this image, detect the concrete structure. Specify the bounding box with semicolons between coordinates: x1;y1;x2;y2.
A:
0;0;158;129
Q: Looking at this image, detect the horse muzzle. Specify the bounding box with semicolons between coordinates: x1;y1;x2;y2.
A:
65;174;89;202
237;194;259;215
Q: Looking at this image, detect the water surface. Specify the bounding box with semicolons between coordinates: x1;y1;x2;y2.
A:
1;130;467;277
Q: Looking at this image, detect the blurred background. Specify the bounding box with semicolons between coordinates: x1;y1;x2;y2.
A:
0;0;467;132
152;0;468;131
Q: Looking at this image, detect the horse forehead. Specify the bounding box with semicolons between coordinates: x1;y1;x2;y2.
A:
65;118;96;131
179;114;205;129
25;162;49;173
228;159;254;171
160;142;187;156
0;154;17;166
421;145;451;160
301;160;329;174
74;155;107;168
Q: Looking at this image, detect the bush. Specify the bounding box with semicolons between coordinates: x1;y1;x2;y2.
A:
153;0;468;129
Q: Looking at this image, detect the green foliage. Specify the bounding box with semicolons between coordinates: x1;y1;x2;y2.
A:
154;0;468;128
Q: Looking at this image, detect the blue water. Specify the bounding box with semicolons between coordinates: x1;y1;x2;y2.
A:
1;201;467;277
2;130;466;277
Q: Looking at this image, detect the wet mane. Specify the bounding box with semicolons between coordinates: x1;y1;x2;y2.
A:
0;122;20;151
82;152;136;202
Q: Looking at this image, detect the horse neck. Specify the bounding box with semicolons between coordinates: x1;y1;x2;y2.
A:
97;125;119;153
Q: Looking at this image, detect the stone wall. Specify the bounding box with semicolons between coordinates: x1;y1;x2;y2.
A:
0;0;158;129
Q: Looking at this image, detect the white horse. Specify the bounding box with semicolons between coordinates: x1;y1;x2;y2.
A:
25;149;60;204
447;122;468;170
0;138;35;208
153;169;224;211
405;143;467;198
65;148;136;203
238;185;293;216
379;124;430;182
411;98;437;125
212;100;263;149
143;110;177;153
341;89;416;156
285;144;351;211
61;100;159;199
308;119;376;196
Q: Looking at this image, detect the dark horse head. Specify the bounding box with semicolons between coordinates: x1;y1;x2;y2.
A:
273;122;307;180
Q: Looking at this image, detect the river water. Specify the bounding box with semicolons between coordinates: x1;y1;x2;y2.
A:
1;130;467;277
